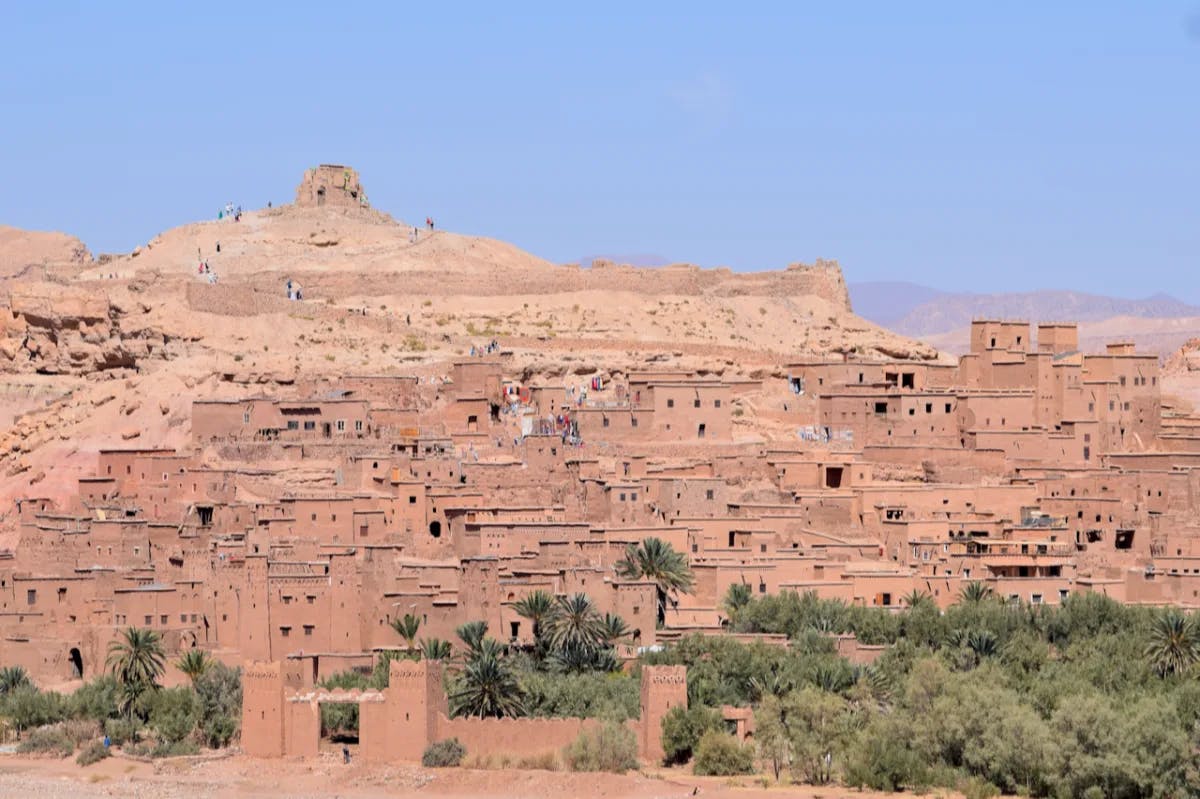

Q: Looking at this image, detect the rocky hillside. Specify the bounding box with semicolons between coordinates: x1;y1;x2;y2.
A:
0;168;943;517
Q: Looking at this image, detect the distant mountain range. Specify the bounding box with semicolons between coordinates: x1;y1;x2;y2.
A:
849;281;1200;338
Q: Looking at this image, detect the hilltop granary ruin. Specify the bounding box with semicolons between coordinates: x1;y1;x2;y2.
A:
295;164;369;209
4;165;1200;764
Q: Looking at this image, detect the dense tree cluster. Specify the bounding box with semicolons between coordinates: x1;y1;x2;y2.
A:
650;586;1200;796
0;628;241;758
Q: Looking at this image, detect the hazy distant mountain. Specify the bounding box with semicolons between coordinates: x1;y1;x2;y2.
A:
847;281;944;327
850;282;1200;337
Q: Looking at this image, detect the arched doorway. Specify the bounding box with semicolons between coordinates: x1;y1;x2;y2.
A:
69;647;83;679
429;520;442;538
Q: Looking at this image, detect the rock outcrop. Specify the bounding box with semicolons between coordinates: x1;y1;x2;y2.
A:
0;282;173;374
0;225;91;278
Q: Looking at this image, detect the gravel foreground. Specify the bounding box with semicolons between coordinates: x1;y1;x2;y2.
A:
0;750;961;799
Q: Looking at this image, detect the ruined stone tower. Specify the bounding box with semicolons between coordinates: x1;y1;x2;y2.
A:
295;164;369;209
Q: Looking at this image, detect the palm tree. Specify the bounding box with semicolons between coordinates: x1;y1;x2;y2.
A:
106;627;165;716
599;612;630;646
175;649;212;684
449;647;524;718
748;671;796;701
615;537;695;624
1145;610;1200;677
455;621;489;657
512;590;555;643
420;637;453;661
722;583;753;621
391;613;422;652
545;593;604;655
107;627;165;688
902;589;933;611
0;665;31;695
967;630;999;661
959;581;994;604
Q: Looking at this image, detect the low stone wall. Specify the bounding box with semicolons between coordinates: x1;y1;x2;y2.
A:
186;282;308;317
434;714;603;760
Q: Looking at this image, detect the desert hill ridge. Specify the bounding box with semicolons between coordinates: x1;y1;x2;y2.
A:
0;165;940;519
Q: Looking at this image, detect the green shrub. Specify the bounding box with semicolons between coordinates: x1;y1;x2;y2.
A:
563;721;639;773
104;717;139;746
154;739;200;757
194;663;241;747
18;719;96;756
319;702;358;739
70;676;120;721
660;705;722;764
125;738;200;759
147;687;199;744
842;716;928;791
18;725;75;756
520;670;639;721
692;731;755;776
76;740;110;766
422;737;466;767
961;776;1000;799
1;686;69;732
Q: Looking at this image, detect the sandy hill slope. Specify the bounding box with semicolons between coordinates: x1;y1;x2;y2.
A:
0;224;91;278
0;169;941;516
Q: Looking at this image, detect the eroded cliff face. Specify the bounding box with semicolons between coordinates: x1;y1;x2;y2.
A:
0;283;176;375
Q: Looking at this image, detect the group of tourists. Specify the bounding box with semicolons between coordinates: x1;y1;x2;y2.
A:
468;340;500;357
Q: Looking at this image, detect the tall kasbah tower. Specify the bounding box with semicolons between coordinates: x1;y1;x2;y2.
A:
329;553;362;652
363;658;447;762
640;665;688;763
240;555;271;662
240;661;284;758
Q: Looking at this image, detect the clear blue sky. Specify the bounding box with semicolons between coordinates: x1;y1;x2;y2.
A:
3;3;1199;300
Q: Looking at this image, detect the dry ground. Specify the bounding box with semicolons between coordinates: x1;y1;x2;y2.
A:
0;751;966;799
